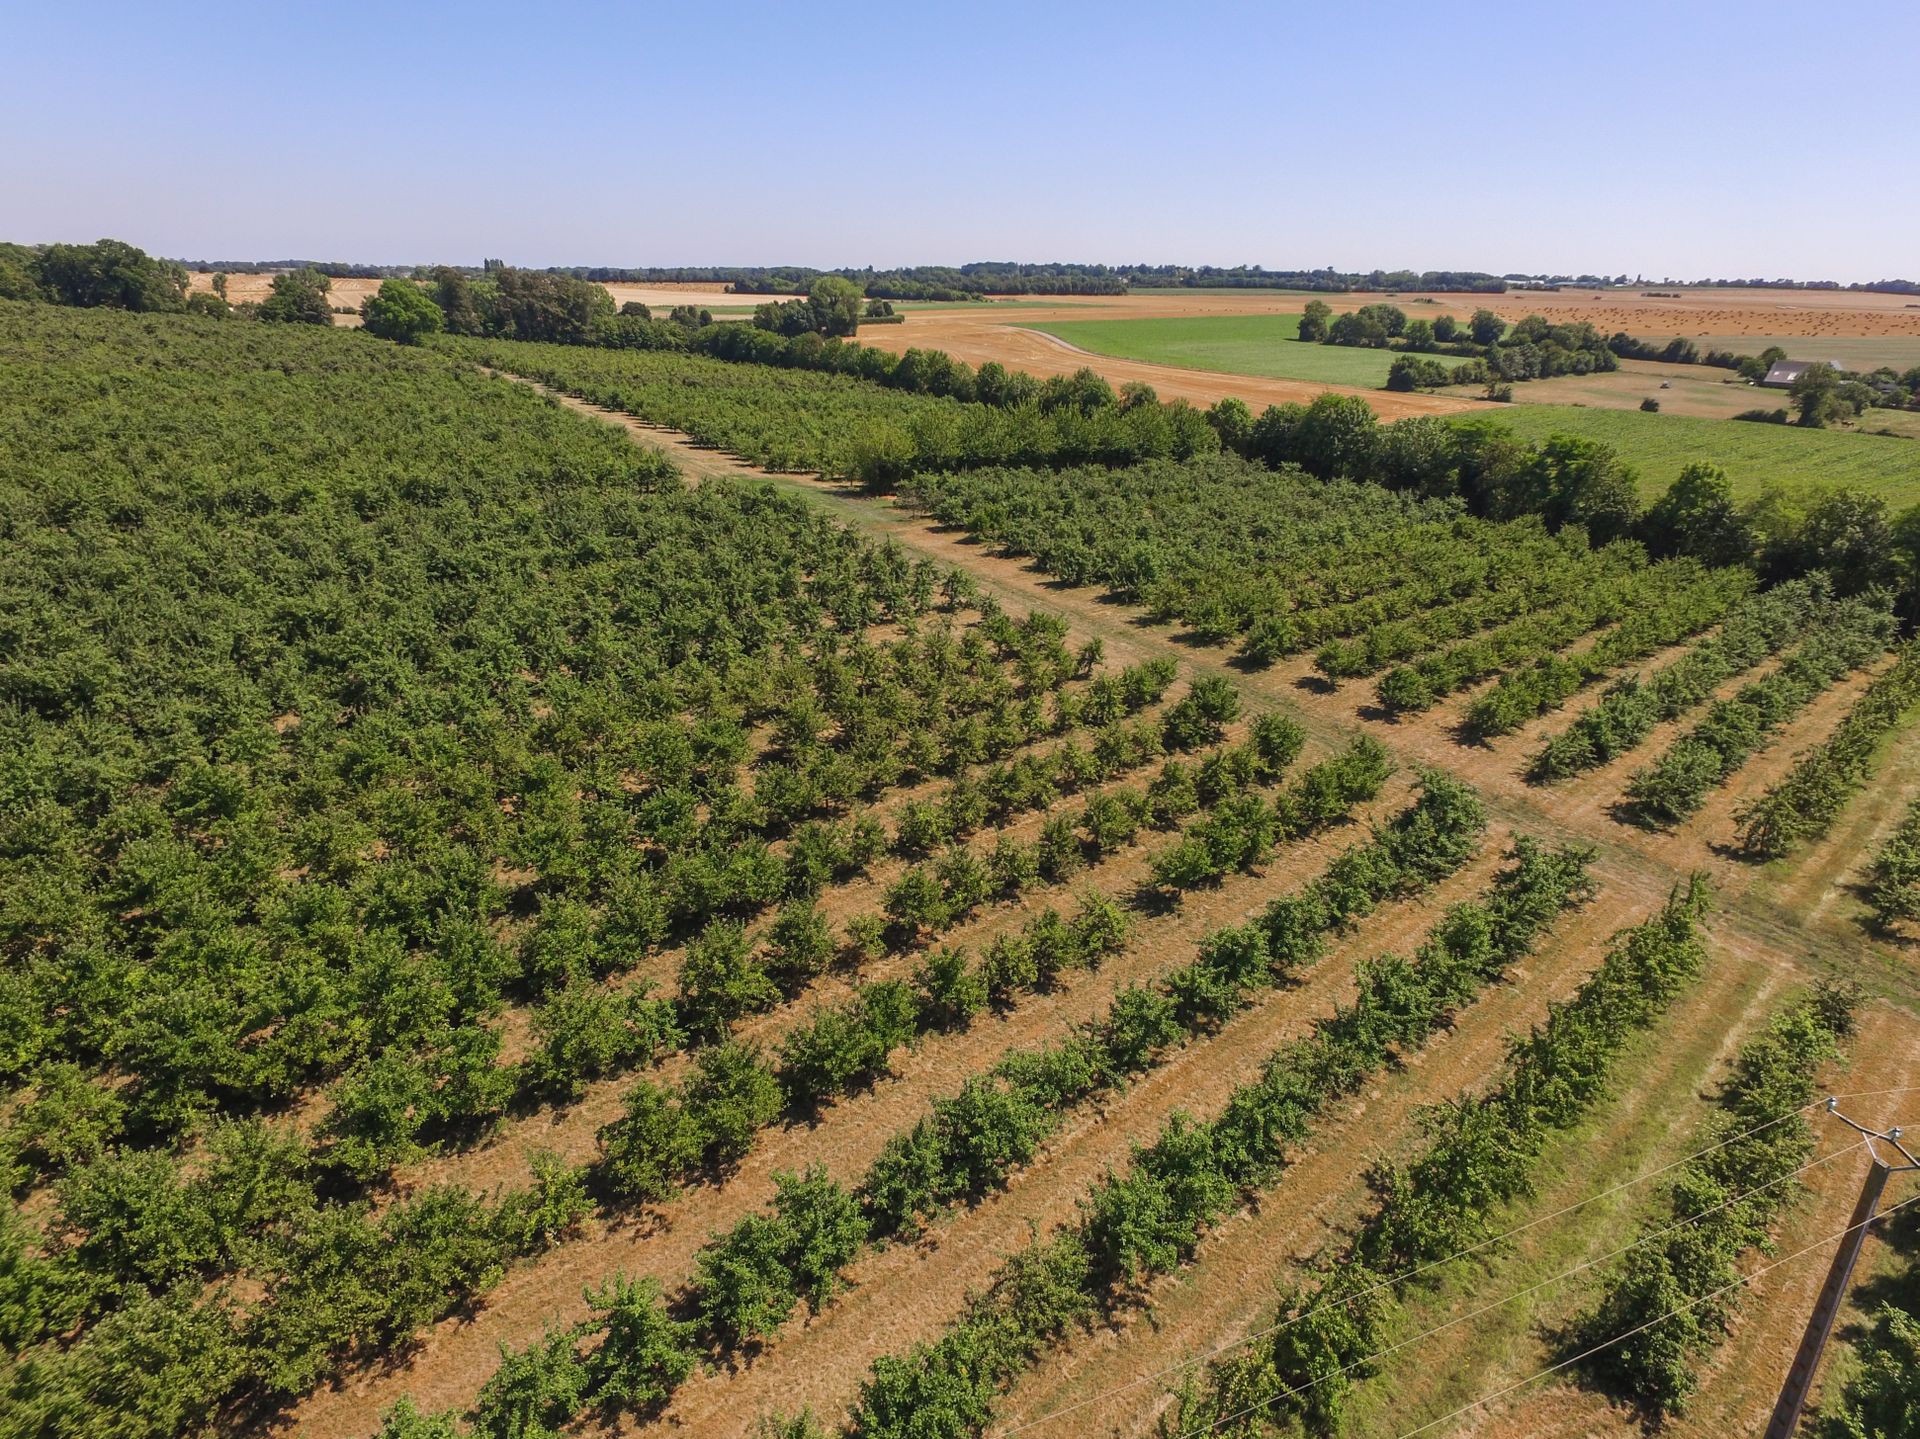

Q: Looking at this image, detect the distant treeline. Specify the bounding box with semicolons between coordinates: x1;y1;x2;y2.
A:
165;259;412;278
1673;277;1920;295
149;259;1512;295
124;250;1920;299
727;263;1128;298
1123;266;1508;293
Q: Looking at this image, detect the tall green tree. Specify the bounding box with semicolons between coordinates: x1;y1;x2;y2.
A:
1502;434;1641;543
1469;307;1506;345
489;268;613;343
1790;362;1843;427
258;268;334;325
807;276;863;338
429;266;487;334
1791;489;1904;595
1293;394;1379;479
1642;463;1754;566
34;239;187;311
361;278;445;345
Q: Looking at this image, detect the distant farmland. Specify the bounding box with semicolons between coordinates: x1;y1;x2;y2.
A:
1023;312;1920;504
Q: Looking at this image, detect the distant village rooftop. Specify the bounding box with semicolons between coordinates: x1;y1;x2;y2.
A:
1760;357;1847;387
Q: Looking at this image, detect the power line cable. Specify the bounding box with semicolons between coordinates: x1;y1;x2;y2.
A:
999;1086;1920;1436
1384;1189;1920;1439
1160;1138;1870;1439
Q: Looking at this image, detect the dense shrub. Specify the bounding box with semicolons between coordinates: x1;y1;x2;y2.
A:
582;1273;697;1416
1865;797;1920;931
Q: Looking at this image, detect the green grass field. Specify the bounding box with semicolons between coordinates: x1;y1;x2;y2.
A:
1023;313;1919;506
1028;313;1422;387
1491;403;1920;504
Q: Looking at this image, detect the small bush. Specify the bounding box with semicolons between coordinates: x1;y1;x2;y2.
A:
582;1273;697;1415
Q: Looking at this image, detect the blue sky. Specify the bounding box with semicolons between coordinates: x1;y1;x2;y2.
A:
9;0;1914;280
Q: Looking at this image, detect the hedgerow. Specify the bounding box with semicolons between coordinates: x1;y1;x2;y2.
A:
441;336;1220;478
1311;540;1644;683
1865;797;1920;932
1530;575;1828;782
597;730;1374;1202
901;455;1737;708
1370;557;1727;715
846;823;1602;1439
379;775;1505;1432
1460;564;1754;736
905;454;1490;642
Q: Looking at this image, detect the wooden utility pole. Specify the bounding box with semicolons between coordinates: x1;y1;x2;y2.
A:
1763;1100;1918;1439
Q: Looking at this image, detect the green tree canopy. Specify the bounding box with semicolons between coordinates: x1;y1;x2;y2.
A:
806;275;863;338
361;279;445;345
488;268;614;344
1489;433;1641;544
1293;394;1379;479
34;239;187;311
0;242;41;302
1642;463;1754;567
1789;362;1843;427
1775;488;1905;596
258;268;334;325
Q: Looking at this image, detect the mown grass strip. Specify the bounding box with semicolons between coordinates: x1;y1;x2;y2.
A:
1170;874;1715;1437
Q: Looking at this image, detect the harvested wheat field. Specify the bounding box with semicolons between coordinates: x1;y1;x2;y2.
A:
186;269;381;319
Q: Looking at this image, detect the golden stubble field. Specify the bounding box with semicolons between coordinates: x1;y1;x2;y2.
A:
184;274;754;328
